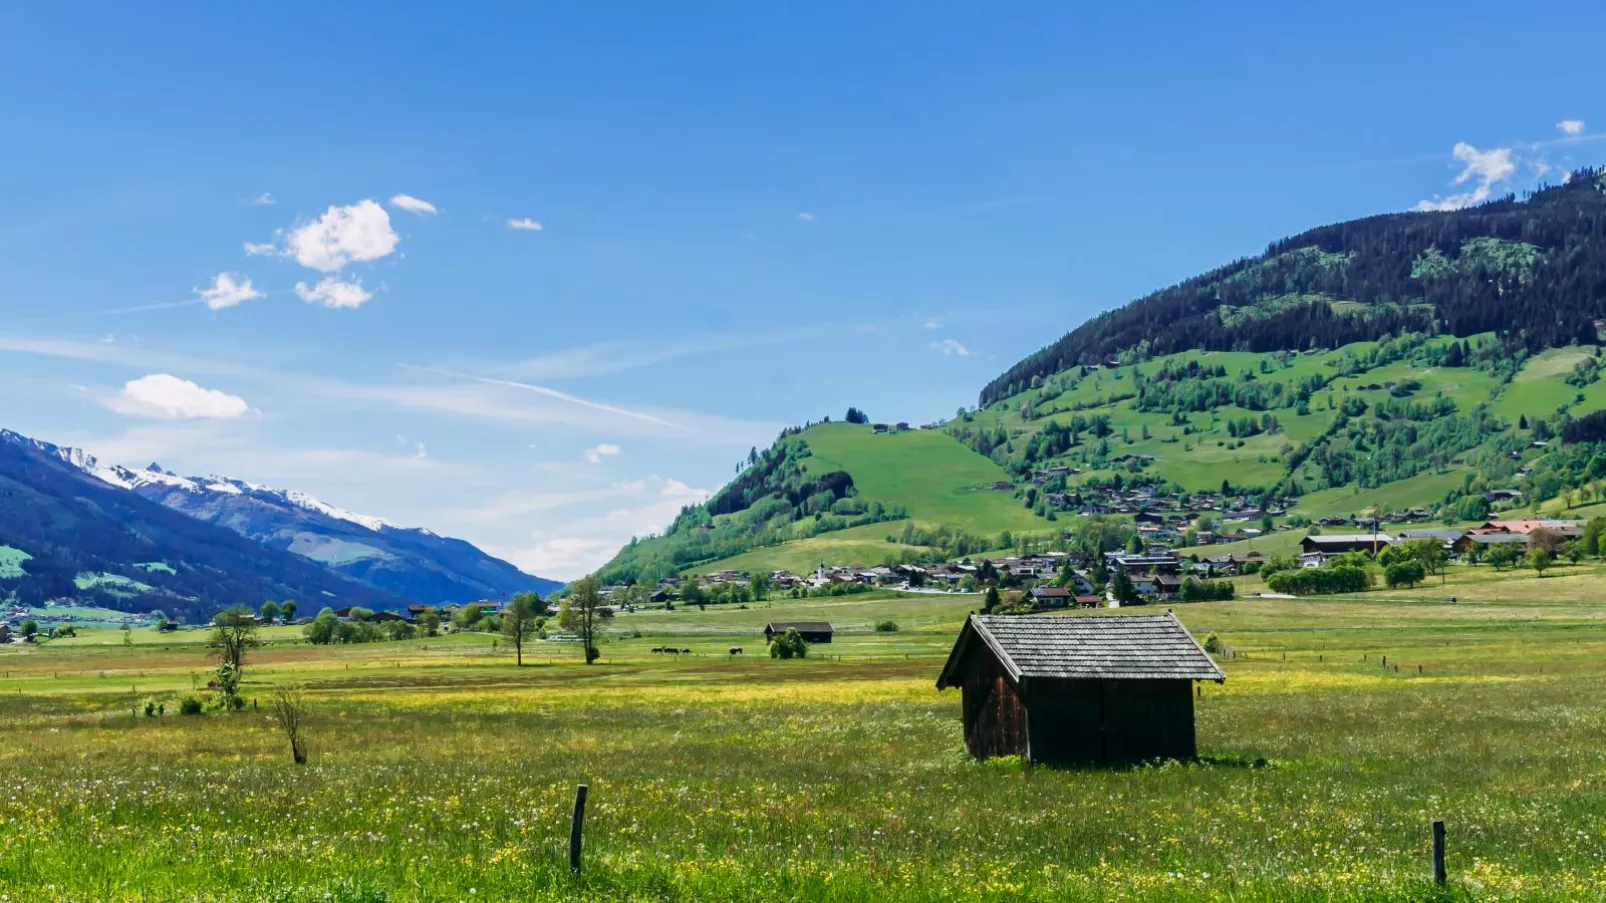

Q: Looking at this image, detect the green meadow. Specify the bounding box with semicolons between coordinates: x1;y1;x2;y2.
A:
8;570;1606;901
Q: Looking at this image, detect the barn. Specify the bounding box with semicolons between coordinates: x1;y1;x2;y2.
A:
935;612;1224;765
764;621;833;644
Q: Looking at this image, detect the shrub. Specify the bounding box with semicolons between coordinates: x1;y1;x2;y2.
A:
769;628;809;660
1202;633;1224;655
1384;560;1425;589
874;620;899;633
179;695;204;716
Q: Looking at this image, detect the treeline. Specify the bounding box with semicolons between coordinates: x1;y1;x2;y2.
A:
981;170;1606;404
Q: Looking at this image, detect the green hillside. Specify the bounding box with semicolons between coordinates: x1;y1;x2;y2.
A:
801;424;1047;531
596;423;1054;583
595;178;1606;585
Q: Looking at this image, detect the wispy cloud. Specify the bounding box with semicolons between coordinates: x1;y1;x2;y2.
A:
410;366;683;429
491;334;786;381
930;338;971;357
250;192;275;206
507;217;544;231
923;318;942;330
389;194;439;216
198;272;263;310
295;276;373;309
584;442;621;464
1558;120;1586;136
796;211;815;222
1414;142;1517;212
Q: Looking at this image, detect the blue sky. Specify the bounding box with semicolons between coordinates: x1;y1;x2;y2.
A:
1;2;1601;578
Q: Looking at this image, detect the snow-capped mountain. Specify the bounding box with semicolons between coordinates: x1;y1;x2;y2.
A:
0;429;407;622
0;429;560;605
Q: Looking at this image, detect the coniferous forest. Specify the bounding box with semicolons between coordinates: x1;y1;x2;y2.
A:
982;170;1606;404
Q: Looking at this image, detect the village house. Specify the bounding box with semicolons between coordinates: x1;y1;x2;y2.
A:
1299;534;1394;557
935;612;1225;765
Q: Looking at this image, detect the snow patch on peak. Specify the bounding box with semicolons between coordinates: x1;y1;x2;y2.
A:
281;490;392;532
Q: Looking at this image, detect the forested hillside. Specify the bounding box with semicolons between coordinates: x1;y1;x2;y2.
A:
982;170;1606;404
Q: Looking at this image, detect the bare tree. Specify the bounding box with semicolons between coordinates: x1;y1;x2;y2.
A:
269;685;310;765
501;592;541;666
559;576;612;664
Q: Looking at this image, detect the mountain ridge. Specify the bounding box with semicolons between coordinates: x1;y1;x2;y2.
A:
0;429;560;609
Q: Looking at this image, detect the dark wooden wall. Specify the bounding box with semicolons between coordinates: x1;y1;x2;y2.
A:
1024;678;1196;765
959;656;1028;760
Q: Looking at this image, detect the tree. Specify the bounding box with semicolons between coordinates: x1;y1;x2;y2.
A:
1384;560;1426;589
983;586;1001;613
1529;548;1552;577
750;573;773;601
1487;542;1523;570
304;607;339;645
419;609;440;637
1111;571;1140;605
281;600;298;623
559;576;612;664
208;606;261;676
1126;534;1144;555
20;620;37;639
1404;538;1447;584
269;685;310;765
501;592;540;666
1527;527;1565;556
260;600;281;625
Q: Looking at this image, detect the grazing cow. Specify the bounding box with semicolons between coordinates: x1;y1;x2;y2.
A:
651;647;664;653
665;647;679;655
728;646;743;656
680;648;692;654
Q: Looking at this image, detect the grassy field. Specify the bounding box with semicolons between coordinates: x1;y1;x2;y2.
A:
7;574;1606;901
802;423;1049;533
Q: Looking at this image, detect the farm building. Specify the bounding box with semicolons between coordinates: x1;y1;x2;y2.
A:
1299;533;1393;555
935;613;1224;765
764;621;833;644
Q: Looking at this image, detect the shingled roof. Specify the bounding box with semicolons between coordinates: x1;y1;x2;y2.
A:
764;621;833;633
936;612;1224;688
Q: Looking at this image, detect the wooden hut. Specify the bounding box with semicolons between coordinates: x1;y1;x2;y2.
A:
764;621;833;644
935;612;1224;765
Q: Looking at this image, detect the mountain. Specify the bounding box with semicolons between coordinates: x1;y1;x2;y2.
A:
104;465;560;604
982;169;1606;405
0;430;407;622
0;430;560;606
595;172;1606;581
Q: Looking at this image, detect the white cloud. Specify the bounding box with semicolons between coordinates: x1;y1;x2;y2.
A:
243;241;277;256
931;338;971;356
197;272;264;310
1414;142;1517;212
295;277;373;309
507;217;544;231
923;318;942;330
390;194;439;215
1558;120;1586;136
415;442;428;459
796;212;815;222
251;192;275;206
584;443;621;464
105;374;251;420
284;200;399;272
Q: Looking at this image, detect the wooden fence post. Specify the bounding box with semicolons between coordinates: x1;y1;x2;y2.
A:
569;784;588;874
1432;819;1446;885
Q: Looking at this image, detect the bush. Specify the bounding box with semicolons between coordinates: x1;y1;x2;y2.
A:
1202;633;1224;655
769;628;809;660
179;695;204;716
874;620;899;633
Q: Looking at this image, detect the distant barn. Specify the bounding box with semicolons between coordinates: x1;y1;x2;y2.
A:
936;613;1224;765
764;621;833;644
